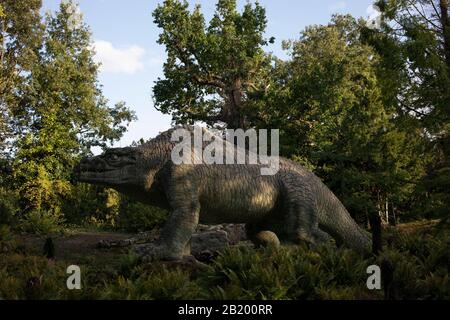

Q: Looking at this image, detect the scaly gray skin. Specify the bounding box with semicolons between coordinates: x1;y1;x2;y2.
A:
74;126;371;260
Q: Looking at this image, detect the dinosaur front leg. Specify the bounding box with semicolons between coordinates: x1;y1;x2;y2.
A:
156;204;200;260
139;202;200;262
140;202;200;261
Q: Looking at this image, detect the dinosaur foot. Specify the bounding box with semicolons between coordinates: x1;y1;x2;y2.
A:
134;243;210;271
134;243;174;261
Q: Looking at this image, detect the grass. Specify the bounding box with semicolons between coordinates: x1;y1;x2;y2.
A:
0;221;448;300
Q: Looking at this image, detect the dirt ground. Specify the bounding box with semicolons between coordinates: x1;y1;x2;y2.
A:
13;219;442;266
17;230;133;267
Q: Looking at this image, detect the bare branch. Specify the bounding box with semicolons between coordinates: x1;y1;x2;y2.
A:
397;97;428;117
411;1;442;30
429;0;442;20
192;74;226;88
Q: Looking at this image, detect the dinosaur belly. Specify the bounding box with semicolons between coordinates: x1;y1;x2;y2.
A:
198;169;281;224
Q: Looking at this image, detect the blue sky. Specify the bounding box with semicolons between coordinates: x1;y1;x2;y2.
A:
42;0;375;149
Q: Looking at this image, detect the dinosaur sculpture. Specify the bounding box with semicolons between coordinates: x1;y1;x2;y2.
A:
74;126;371;260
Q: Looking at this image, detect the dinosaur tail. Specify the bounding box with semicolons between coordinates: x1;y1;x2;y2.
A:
315;179;372;254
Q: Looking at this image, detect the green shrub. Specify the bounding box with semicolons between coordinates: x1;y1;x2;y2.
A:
102;265;203;300
0;221;448;300
0;188;19;226
117;199;167;232
379;229;450;299
118;251;142;278
63;185;120;229
0;224;13;241
63;186;167;232
202;245;379;300
20;209;63;234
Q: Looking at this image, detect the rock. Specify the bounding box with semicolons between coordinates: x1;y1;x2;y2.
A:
195;249;218;263
97;230;160;249
222;224;247;244
134;243;152;257
106;224;249;262
196;224;247;244
191;230;229;256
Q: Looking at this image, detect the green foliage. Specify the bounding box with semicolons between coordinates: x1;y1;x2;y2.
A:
413;167;450;221
0;0;43;152
0;252;105;300
19;209;63;234
1;1;135;229
0;188;19;226
103;227;448;300
0;253;66;299
118;251;142;278
364;0;450;220
0;224;447;300
153;0;273;128
81;188;121;229
62;183;106;226
253;15;428;223
117;197;167;232
62;184;167;232
14;162;72;213
0;224;12;241
102;265;202;300
200;245;374;300
375;0;450;134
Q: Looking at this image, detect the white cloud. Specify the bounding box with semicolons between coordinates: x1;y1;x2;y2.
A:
329;1;347;12
148;56;165;68
92;40;146;74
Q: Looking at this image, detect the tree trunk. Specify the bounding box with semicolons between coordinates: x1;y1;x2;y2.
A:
224;78;247;129
385;197;389;225
391;202;397;226
440;0;450;71
369;211;383;256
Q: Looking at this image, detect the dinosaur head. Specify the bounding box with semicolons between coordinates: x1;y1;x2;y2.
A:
74;147;145;188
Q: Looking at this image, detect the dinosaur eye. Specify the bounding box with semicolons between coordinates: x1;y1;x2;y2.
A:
109;154;119;161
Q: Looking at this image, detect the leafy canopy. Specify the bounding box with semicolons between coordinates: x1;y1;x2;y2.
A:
153;0;274;128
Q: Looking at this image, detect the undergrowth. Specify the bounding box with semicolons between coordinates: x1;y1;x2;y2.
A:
0;224;448;300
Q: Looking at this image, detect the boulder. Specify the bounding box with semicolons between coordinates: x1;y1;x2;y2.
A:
191;230;229;257
100;224;250;263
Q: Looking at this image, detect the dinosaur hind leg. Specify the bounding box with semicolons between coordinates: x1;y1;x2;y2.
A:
312;228;333;244
284;194;331;247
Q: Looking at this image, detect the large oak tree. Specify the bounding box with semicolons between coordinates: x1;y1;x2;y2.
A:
152;0;274;129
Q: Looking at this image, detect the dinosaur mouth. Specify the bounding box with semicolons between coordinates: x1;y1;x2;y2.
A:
74;163;116;176
74;168;129;185
73;159;123;183
76;166;117;174
73;148;139;184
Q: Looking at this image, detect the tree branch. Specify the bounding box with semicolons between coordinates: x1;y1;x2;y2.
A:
170;39;226;89
429;0;442;20
411;1;442;30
